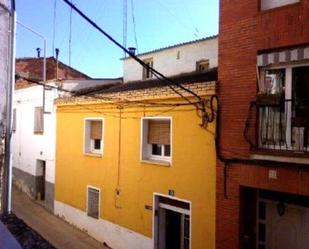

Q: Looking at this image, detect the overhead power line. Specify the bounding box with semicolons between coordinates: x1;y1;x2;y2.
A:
15;74;198;108
52;0;57;56
61;0;203;108
15;74;200;120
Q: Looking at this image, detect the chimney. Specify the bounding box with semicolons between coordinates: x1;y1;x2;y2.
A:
36;48;41;58
55;48;60;80
128;47;136;56
55;48;60;60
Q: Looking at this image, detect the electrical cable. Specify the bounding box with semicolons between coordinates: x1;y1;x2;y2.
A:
60;0;203;108
15;74;200;108
152;0;198;37
52;0;57;56
69;0;73;66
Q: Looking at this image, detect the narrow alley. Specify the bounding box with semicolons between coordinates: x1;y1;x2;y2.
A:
12;187;108;249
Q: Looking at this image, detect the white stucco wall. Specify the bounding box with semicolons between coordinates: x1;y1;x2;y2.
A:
55;201;152;249
123;37;218;83
12;79;119;185
12;85;57;183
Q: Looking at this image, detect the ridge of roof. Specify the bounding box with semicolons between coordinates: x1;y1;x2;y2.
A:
124;34;218;59
81;68;217;96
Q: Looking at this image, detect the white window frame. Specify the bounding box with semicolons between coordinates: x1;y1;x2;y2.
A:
34;106;44;134
259;62;309;150
86;185;101;219
140;117;172;164
142;58;153;80
149;144;171;161
84;118;104;156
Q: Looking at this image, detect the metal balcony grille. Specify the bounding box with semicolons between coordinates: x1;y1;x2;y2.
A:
87;187;99;219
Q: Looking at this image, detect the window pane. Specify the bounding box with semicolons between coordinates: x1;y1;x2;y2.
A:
94;139;101;150
292;66;309;149
164;145;171;156
264;69;285;95
152;144;162;156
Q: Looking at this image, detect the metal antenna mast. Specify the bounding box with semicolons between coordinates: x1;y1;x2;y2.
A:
69;0;73;66
123;0;127;58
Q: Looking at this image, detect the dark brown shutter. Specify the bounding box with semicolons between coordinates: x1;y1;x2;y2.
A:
148;120;170;145
90;121;102;139
34;107;44;133
12;109;16;132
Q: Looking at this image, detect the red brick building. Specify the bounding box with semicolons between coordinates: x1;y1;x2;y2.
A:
217;1;309;249
15;57;90;89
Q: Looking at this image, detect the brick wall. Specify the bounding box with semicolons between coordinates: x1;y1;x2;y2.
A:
217;1;309;249
16;57;90;89
58;81;216;105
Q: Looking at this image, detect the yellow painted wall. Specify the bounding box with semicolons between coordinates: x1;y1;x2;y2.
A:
55;97;216;249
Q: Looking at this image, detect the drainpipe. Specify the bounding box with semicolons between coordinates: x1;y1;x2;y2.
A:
213;93;309;200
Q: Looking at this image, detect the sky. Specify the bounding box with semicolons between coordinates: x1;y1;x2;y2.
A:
15;0;219;78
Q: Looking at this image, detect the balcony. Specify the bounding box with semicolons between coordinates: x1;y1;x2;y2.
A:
258;98;309;153
250;64;309;159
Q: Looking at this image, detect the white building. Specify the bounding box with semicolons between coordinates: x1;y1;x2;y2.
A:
123;35;218;83
12;62;122;211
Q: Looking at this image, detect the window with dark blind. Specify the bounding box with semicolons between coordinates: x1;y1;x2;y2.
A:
84;119;103;155
87;187;100;219
34;107;44;134
148;120;170;145
141;118;171;163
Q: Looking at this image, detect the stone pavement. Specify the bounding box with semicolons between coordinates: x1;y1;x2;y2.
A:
12;187;108;249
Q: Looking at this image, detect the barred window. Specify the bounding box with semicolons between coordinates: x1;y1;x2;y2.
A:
87;187;100;219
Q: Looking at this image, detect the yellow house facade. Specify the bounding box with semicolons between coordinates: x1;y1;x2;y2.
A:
55;73;216;249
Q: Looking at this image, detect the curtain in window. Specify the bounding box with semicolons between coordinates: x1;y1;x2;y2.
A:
148;120;170;145
260;106;286;147
34;107;44;133
90;121;102;140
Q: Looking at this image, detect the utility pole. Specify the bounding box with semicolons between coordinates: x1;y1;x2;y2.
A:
0;0;15;214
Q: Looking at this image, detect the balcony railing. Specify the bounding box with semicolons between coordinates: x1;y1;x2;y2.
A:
257;97;309;153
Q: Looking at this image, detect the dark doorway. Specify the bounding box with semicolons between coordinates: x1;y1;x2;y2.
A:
36;160;46;201
154;195;191;249
165;209;181;249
